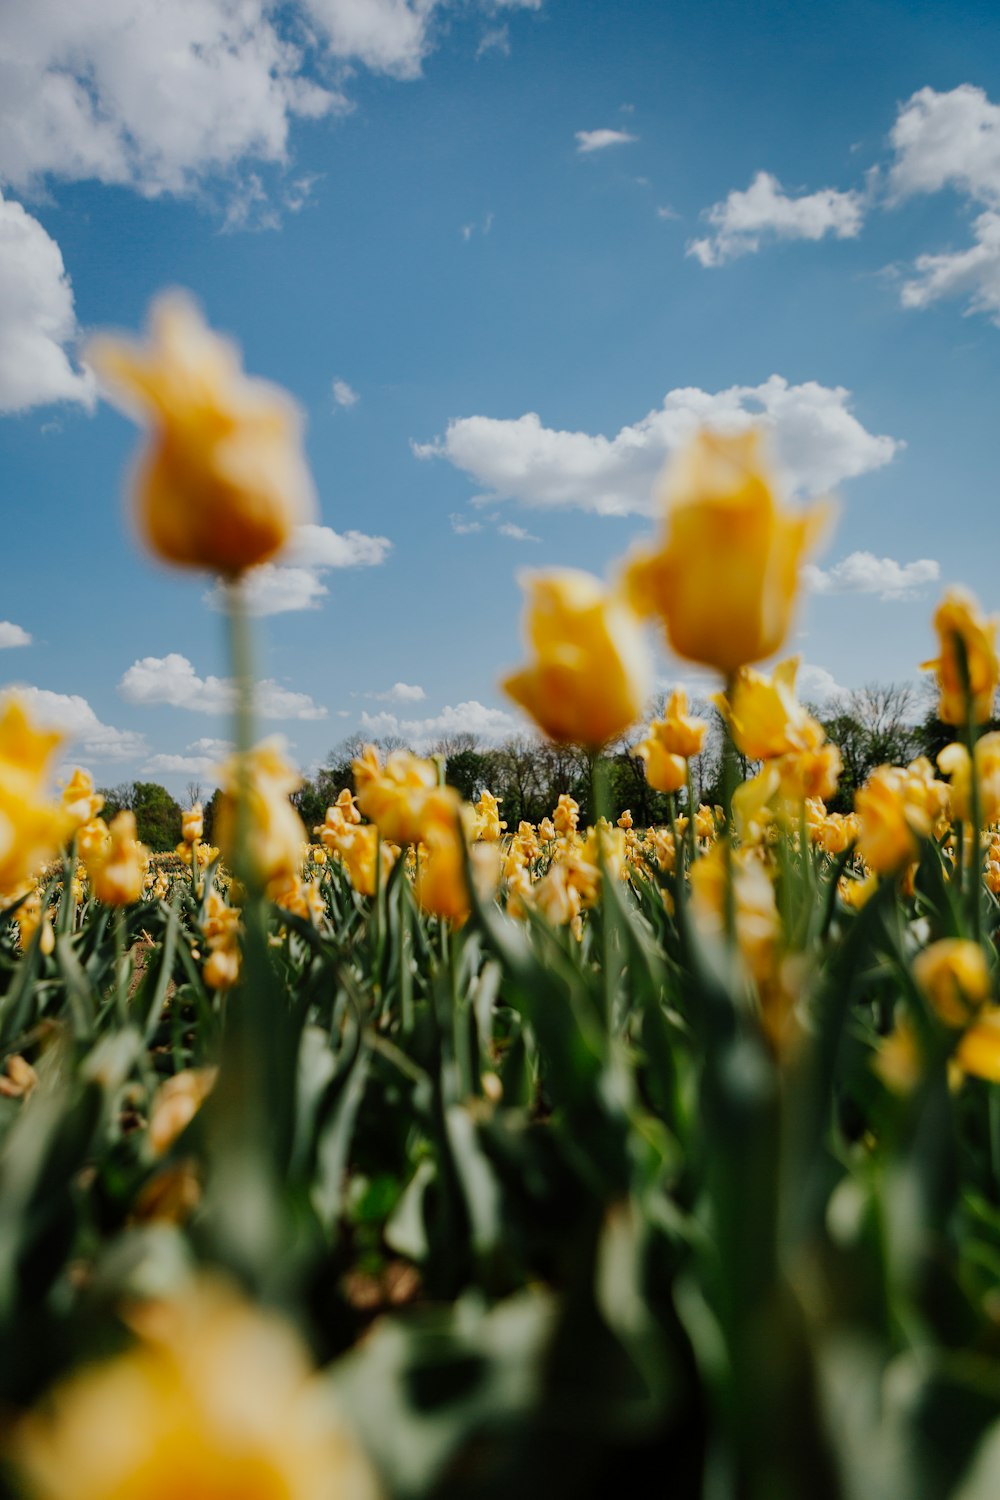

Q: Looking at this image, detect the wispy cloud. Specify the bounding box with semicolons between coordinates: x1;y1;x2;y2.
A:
575;128;638;154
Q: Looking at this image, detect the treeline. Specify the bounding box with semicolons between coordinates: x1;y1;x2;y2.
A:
100;681;997;850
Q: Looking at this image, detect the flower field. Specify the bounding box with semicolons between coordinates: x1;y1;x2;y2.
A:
3;298;1000;1499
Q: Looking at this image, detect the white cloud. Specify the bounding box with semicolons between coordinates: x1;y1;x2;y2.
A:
0;0;339;199
203;523;391;616
366;682;427;703
118;653;326;721
360;699;519;747
0;621;31;648
208;564;331;617
417;376;900;516
284;524;392;569
656;204;679;221
477;25;510;57
497;521;540;542
797;663;845;704
888;85;1000;207
899;209;1000;322
688;171;865;267
0;191;95;414
332;377;359;408
575;128;638;154
1;685;145;760
142;753;220;779
804;551;940;600
450;513;484;535
885;86;1000;323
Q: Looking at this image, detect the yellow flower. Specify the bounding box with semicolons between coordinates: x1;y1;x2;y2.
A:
634;692;707;794
855;761;948;875
714;657;823;761
473;789;506;842
622;427;830;675
0;698;72;901
955;1009;1000;1083
181;803;204;844
60;768;104;829
938;732;1000;827
552;794;580;837
922;587;999;725
12;1279;378;1500
413;789;480;922
85;811;149;906
86;293;316;574
336;823;396;898
689;843;780;984
352;745;439;845
914;938;991;1027
149;1068;218;1157
215;741;307;896
502;569;652;746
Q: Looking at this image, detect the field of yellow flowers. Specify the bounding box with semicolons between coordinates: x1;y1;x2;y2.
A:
3;294;1000;1499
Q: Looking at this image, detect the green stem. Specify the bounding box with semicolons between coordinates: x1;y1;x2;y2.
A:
114;906;128;1025
224;577;258;894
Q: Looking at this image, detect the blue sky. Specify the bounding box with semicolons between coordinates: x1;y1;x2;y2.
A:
2;0;1000;793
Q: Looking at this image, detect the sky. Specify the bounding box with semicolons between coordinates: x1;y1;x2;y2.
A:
2;0;1000;794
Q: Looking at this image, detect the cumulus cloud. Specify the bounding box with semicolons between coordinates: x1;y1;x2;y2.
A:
888;84;1000;207
360;699;520;746
689;171;865;267
0;621;31;648
0;191;95;414
450;513;484;535
203;523;392;615
797;663;846;704
497;521;540;541
142;752;221;778
416;376;901;516
364;683;428;703
804;551;940;600
119;653;326;721
1;685;145;760
886;86;1000;322
285;524;392;569
575;128;638;154
0;0;339;199
332;377;359;408
899;209;1000;322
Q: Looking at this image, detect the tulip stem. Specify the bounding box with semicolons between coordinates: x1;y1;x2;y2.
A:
224;577;257;894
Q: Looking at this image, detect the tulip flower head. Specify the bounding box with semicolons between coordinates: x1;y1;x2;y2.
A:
922;587;1000;726
87;294;316;575
503;569;652;747
624;428;830;676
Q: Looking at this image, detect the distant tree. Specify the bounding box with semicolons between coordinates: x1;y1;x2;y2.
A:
184;780;204;809
821;682;920;811
129;782;183;851
98;782;136;821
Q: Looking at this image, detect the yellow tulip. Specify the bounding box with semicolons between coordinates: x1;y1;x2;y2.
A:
689;842;780;984
854;759;949;875
938;732;1000;827
913;939;991;1027
714;656;823;761
922;587;999;726
0;698;72;901
85;811;149;906
215;741;307;896
635;689;707;794
12;1280;378;1500
352;745;439;845
623;428;830;675
60;768;104;828
502;569;652;747
181;803;204;844
86;293;316;574
149;1068;218;1157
